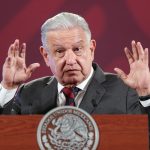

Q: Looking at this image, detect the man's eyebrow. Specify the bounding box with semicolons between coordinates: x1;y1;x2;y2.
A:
52;44;63;47
73;40;84;45
75;40;84;44
52;40;84;47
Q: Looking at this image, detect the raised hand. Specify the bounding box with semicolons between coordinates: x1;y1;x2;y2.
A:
114;41;150;96
1;39;40;89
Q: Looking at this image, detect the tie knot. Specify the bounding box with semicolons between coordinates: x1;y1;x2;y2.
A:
62;87;80;106
62;87;79;98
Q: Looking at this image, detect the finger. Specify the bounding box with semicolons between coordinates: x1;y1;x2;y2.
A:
26;63;40;76
14;39;19;57
143;48;149;65
131;40;138;60
20;43;26;58
8;44;16;57
136;42;144;60
124;47;134;65
4;56;13;67
8;39;19;57
114;68;127;81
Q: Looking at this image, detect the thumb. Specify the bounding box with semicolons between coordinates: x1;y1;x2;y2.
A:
26;63;40;76
114;68;127;81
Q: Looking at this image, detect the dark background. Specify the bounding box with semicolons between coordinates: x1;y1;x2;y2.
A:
0;0;150;81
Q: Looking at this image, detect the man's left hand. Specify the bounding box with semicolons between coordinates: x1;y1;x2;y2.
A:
114;40;150;96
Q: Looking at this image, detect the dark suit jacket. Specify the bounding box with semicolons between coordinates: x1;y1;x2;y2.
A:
1;63;145;114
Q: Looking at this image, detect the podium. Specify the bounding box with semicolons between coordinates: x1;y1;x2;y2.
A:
0;115;149;150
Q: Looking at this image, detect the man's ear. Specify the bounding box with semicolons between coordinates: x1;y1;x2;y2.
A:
39;46;50;67
90;39;96;59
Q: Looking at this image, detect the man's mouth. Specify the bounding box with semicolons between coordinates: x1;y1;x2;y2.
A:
66;69;77;71
63;69;80;76
65;69;80;72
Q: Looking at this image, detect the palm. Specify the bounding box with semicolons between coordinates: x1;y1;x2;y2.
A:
126;60;150;89
3;57;27;84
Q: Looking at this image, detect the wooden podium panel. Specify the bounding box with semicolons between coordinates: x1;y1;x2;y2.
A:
0;115;149;150
93;115;149;150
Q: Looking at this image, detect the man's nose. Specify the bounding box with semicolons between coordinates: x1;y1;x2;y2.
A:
65;49;77;65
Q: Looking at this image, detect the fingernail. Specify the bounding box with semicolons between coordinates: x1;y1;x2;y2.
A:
137;42;141;45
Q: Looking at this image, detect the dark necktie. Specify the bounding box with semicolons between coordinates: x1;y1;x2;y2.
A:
62;87;80;106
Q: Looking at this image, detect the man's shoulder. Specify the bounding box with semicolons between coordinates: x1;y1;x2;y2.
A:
93;63;127;88
93;63;123;84
104;72;124;84
22;76;56;88
104;72;119;80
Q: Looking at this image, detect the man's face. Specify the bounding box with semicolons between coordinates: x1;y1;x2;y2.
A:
40;27;96;86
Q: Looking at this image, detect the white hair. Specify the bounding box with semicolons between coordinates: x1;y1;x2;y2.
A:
41;12;91;50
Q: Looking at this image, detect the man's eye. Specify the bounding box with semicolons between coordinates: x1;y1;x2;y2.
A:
73;47;80;51
56;49;64;53
73;47;83;56
55;49;65;58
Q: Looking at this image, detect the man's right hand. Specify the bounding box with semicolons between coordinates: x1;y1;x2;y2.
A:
1;39;40;89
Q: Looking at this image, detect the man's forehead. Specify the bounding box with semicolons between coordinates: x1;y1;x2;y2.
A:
46;28;88;46
51;40;85;47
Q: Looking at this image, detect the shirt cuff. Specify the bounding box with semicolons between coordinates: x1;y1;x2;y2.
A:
140;99;150;107
0;84;17;107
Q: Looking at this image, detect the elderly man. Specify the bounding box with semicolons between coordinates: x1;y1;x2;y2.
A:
0;12;150;114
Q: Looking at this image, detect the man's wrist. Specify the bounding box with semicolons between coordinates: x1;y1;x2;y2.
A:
136;87;150;97
1;81;19;90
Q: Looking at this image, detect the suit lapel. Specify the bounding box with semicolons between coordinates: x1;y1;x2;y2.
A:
79;63;106;114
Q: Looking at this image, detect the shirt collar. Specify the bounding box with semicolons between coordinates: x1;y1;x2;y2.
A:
58;67;94;93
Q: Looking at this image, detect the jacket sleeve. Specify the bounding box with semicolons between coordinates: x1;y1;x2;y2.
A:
127;87;146;114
